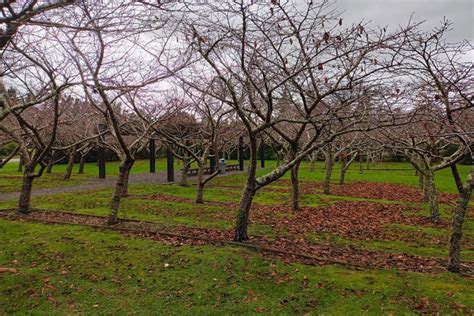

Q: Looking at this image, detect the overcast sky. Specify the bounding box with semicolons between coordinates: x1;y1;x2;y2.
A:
334;0;473;42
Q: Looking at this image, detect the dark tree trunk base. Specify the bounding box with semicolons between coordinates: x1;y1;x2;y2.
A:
78;156;85;174
290;162;301;211
18;174;34;214
107;159;133;225
234;186;256;241
448;170;473;273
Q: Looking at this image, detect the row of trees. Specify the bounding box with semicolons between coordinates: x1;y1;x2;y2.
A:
0;0;472;272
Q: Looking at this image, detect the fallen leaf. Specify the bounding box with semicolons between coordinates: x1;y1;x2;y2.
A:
255;307;266;313
0;267;18;273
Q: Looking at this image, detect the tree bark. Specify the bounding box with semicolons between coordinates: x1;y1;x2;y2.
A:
234;137;258;241
234;181;257;241
422;173;430;202
78;155;85;174
448;170;473;272
339;158;347;185
309;157;316;172
290;161;301;211
323;148;334;195
180;158;190;187
18;173;34;214
419;172;424;190
121;161;134;197
46;161;53;174
107;159;133;225
426;171;440;223
63;147;77;180
195;183;205;204
18;155;23;172
339;167;348;185
195;162;205;203
450;164;464;194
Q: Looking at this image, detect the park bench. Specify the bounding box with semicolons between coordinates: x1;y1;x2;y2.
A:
225;164;240;171
186;164;240;176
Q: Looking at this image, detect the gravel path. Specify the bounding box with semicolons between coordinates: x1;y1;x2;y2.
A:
0;170;243;201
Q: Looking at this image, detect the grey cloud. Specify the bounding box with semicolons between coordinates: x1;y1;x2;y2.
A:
334;0;473;42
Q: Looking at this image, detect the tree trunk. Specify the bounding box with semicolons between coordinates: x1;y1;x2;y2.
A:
358;154;363;174
419;172;424;190
63;148;77;180
422;174;430;202
195;163;205;203
196;184;204;204
121;161;134;197
18;155;23;172
46;161;53;174
426;171;440;223
310;157;316;172
234;138;258;241
339;158;347;185
180;159;190;187
448;170;473;272
18;173;34;214
339;167;348;185
290;161;301;211
323;149;334;195
234;182;257;241
78;155;85;174
107;159;133;225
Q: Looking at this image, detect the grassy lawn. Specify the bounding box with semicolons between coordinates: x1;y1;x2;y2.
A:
1;159;469;194
1;161;473;314
1;220;473;315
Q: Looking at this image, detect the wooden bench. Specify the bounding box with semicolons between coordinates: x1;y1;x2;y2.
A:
186;164;240;176
225;164;240;171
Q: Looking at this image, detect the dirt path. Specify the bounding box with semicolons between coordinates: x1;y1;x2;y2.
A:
0;170;243;201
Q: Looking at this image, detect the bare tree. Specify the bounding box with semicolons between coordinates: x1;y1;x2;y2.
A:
156;86;239;203
385;21;473;228
183;0;415;240
0;21;73;213
58;0;190;224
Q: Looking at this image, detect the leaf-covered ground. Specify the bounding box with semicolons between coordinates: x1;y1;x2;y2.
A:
1;220;473;315
1;161;473;314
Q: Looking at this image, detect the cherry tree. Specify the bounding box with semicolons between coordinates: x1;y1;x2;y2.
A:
156;86;239;203
376;20;473;271
183;0;415;240
0;20;73;213
57;0;191;224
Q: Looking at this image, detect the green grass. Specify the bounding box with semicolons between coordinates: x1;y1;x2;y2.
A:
2;160;469;194
1;161;473;314
265;161;471;194
0;164;472;262
1;220;473;315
